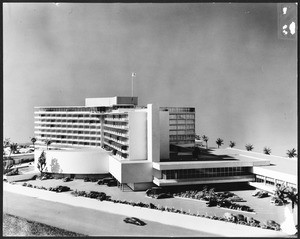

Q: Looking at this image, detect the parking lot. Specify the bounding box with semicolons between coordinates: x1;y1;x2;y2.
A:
14;178;298;226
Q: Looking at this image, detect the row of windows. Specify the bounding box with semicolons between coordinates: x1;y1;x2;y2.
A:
169;119;195;125
162;167;251;180
104;121;128;126
170;135;195;140
169;114;195;120
39;124;101;132
106;114;128;119
37;114;100;118
170;125;195;130
37;128;100;133
170;130;195;135
255;175;296;189
160;107;195;113
52;141;101;146
37;119;100;124
39;135;100;140
35;107;105;112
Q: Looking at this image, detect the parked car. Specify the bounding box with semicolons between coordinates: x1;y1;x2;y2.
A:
228;196;246;202
123;217;146;226
107;179;117;187
264;220;281;230
98;177;114;185
155;193;172;199
56;186;70;192
257;191;269;198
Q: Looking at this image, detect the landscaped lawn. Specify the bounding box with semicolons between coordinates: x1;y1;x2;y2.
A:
3;213;86;236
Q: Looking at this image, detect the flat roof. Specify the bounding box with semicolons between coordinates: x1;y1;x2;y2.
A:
221;148;297;176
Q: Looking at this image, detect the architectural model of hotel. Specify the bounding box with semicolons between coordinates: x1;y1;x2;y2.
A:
34;96;297;191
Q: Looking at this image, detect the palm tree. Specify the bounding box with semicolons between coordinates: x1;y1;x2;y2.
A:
245;144;254;151
44;139;52;150
229;141;236;148
30;137;37;150
263;147;271;155
216;138;224;148
286;148;297;158
285;187;298;211
202;135;209;149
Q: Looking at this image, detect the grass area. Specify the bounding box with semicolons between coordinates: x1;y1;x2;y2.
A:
3;213;86;236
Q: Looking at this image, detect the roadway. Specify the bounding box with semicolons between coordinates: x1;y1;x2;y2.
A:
3;191;212;237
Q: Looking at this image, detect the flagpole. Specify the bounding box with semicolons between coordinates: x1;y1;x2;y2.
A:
131;74;133;97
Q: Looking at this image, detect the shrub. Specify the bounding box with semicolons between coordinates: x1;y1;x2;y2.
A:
22;183;27;186
27;184;33;188
83;177;91;182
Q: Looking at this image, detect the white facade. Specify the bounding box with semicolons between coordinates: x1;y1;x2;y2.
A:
33;96;297;192
127;111;147;160
34;148;109;174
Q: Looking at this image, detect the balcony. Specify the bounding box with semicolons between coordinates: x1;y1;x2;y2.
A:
103;123;128;129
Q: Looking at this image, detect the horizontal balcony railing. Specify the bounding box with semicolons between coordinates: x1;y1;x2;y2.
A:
34;116;100;121
36;136;100;143
105;117;128;122
104;142;128;154
103;124;128;129
35;125;101;131
34;131;100;137
104;129;128;138
103;135;128;146
34;121;100;127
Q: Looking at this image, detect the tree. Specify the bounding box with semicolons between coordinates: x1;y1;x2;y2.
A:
37;151;46;175
286;148;297;158
229;141;236;148
202;135;209;149
263;147;271;155
31;137;37;150
285;187;298;211
275;185;298;211
44;139;52;150
245;144;254;151
3;138;11;147
216;138;224;148
9;143;18;156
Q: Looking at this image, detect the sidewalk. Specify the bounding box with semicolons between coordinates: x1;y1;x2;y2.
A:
3;183;288;237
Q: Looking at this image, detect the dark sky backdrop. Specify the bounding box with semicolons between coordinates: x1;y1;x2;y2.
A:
4;3;297;156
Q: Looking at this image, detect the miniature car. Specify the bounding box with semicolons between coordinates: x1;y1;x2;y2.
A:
123;217;146;226
56;186;70;192
257;191;269;198
155;193;172;199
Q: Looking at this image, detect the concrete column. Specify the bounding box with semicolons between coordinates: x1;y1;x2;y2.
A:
100;116;104;147
147;104;160;162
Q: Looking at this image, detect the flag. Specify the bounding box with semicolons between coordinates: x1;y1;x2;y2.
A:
132;72;136;77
